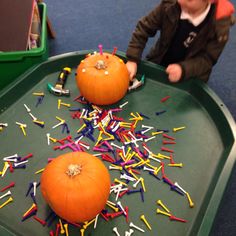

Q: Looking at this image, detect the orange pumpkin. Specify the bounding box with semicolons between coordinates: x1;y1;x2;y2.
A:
40;152;111;223
76;52;129;105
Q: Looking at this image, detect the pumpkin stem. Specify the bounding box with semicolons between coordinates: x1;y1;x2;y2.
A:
95;60;107;70
66;164;82;177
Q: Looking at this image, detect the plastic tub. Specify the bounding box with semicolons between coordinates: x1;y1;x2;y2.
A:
0;3;48;92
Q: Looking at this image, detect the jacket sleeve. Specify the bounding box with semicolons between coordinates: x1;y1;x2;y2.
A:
126;3;163;62
179;17;233;82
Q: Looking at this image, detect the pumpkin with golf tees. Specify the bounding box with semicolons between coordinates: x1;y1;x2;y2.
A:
76;52;129;105
40;152;111;222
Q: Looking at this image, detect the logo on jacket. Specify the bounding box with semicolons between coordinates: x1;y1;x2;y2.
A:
184;32;197;48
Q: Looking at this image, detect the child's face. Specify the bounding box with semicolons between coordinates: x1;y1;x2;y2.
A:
178;0;209;14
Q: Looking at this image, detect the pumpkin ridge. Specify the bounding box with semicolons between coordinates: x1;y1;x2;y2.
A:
64;171;89;222
81;167;110;183
75;168;110;196
41;166;66;199
71;174;101;221
82;170;111;200
46;173;70;219
63;175;70;221
75;176;108;219
90;176;110;199
67;176;86;222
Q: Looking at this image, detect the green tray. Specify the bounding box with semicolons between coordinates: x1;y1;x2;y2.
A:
0;3;48;92
0;51;235;236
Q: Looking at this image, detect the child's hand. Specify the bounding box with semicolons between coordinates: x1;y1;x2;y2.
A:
166;64;182;83
126;61;137;81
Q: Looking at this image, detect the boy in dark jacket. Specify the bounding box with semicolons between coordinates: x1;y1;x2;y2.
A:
126;0;235;82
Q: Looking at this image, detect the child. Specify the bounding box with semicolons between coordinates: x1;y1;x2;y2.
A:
126;0;235;82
